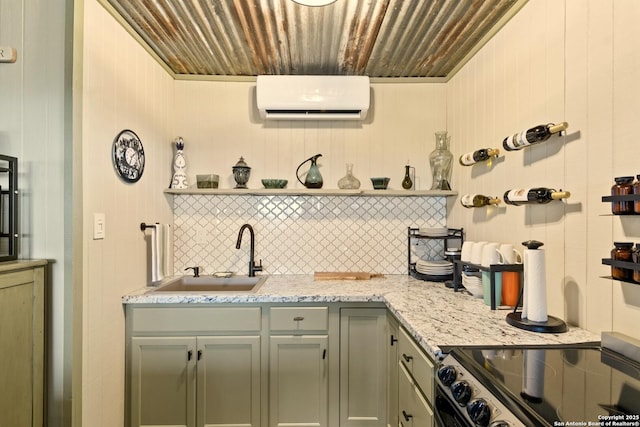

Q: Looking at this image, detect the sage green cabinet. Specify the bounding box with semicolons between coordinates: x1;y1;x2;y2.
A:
339;308;388;427
197;336;261;427
396;328;435;427
398;364;434;427
269;335;329;427
130;335;261;427
127;307;262;427
125;302;431;427
0;261;47;427
386;314;400;427
130;337;195;427
268;306;331;427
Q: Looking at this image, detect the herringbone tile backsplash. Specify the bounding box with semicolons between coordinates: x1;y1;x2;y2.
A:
173;195;447;275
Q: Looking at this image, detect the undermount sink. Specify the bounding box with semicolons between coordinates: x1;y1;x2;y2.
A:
152;275;267;293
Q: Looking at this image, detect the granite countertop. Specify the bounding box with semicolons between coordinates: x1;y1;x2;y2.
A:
123;274;600;358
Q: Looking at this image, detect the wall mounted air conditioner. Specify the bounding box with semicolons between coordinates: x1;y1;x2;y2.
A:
256;75;370;121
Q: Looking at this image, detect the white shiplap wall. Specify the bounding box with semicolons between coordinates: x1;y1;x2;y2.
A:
447;0;640;337
81;0;174;425
173;80;447;190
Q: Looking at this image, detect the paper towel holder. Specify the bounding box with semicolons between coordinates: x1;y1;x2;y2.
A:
505;240;568;333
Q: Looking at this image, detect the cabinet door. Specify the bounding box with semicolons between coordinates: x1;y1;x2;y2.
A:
197;336;261;427
131;337;196;427
387;315;400;427
398;364;433;427
269;335;329;427
0;278;38;427
340;308;387;427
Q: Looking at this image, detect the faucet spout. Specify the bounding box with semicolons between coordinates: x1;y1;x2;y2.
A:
236;224;263;277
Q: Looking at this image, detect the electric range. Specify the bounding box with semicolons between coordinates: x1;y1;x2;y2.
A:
435;343;640;427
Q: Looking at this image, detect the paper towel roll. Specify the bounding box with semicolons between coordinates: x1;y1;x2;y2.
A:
523;248;548;322
522;349;545;400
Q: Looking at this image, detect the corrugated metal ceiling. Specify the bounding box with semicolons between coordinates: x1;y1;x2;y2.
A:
102;0;527;79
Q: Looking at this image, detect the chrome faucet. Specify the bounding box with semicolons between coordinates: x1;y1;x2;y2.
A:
236;224;263;277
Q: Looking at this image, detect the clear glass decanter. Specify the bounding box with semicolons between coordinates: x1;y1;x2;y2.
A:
338;163;361;189
429;131;453;190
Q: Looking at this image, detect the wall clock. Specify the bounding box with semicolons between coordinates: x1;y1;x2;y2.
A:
112;129;145;183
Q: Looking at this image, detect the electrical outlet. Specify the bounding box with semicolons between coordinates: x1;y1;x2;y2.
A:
0;47;17;63
93;213;105;239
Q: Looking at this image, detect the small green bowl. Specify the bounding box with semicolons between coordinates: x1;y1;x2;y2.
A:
370;177;390;190
262;179;288;189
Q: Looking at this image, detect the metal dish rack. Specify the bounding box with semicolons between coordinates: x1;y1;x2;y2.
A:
407;227;463;282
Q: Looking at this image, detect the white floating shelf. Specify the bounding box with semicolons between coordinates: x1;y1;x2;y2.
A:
164;188;458;197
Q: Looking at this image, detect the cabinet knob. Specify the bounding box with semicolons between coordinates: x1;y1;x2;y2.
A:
187;350;193;361
293;316;304;321
402;353;413;363
402;410;413;422
390;335;398;346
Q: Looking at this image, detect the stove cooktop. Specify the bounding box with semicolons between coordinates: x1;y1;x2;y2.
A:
451;345;640;426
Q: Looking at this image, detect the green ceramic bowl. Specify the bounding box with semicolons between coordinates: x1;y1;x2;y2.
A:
262;179;288;189
370;177;390;190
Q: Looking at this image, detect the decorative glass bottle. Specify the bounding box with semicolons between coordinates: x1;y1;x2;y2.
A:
338;163;361;189
429;131;453;190
402;164;413;190
171;137;188;189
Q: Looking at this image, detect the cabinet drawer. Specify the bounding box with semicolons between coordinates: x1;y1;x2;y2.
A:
131;306;262;334
270;307;328;332
398;328;434;403
398;363;434;427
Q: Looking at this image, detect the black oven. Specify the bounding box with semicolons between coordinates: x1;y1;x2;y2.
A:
434;384;471;427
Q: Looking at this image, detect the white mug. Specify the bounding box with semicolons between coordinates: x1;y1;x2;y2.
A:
497;244;523;264
461;241;474;262
470;241;487;265
481;242;500;267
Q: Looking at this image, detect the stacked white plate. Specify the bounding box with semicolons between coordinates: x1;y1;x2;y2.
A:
415;259;453;276
418;227;448;237
462;272;483;298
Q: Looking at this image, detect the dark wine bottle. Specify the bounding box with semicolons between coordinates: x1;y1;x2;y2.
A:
459;148;500;166
502;122;568;151
460;194;501;208
503;188;571;206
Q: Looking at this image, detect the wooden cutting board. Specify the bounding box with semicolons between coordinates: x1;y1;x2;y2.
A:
314;271;385;281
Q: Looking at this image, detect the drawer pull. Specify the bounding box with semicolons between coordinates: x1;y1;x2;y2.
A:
402;353;413;363
293;316;305;321
402;410;413;422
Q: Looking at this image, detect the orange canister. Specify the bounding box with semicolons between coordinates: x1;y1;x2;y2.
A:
501;271;520;307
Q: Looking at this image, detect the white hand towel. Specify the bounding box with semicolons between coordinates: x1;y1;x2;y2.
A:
162;224;174;277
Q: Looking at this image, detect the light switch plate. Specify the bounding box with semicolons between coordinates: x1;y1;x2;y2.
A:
93;213;105;240
0;47;17;63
